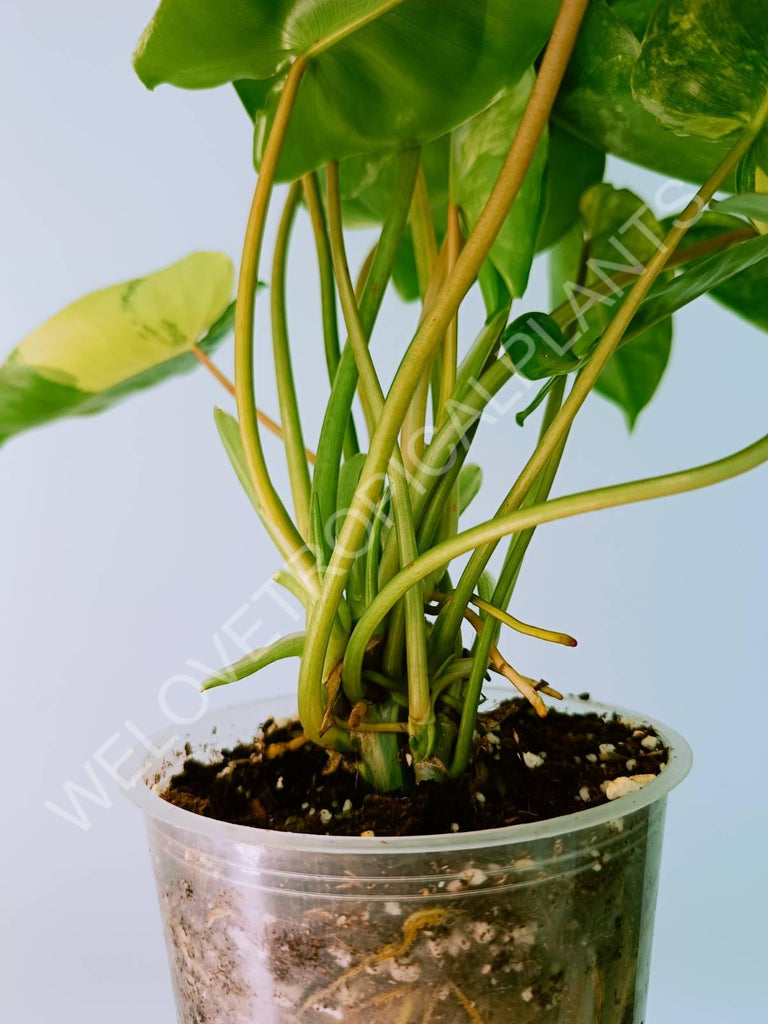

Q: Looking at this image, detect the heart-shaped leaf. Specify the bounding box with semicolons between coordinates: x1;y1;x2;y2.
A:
502;312;579;381
136;0;560;181
554;0;732;184
0;253;234;445
452;70;547;297
594;318;672;429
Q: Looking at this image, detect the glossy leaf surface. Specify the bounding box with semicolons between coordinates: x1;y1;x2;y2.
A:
633;0;768;141
502;312;579;381
136;0;560;180
555;0;731;183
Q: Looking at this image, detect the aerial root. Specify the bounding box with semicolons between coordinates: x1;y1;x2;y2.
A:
462;608;549;717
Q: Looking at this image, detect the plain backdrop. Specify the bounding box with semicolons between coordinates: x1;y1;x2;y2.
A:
1;3;766;1021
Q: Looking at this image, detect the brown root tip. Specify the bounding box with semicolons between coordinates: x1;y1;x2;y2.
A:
567;638;578;647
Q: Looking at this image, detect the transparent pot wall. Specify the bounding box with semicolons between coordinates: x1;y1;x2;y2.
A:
128;696;690;1024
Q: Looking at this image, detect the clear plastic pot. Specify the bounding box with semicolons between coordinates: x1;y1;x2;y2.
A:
126;693;691;1023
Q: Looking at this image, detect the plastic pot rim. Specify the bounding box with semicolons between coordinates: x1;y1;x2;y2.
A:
125;693;691;856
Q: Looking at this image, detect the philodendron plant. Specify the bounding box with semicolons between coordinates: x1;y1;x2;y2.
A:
4;0;768;793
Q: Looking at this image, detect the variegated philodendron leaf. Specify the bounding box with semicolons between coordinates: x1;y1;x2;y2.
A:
0;252;234;444
555;0;731;185
632;0;768;140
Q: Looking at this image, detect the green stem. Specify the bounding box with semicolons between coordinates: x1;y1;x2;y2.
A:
310;149;419;578
450;378;568;772
271;182;312;539
432;95;768;663
401;168;441;476
299;0;591;742
344;430;768;694
379;351;513;588
325;160;432;756
302;171;359;460
233;56;318;596
436;204;461;424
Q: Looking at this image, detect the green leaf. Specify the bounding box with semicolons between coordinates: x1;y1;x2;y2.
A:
662;212;768;331
201;632;306;690
391;234;421;303
332;137;450;302
554;0;732;184
595;318;672;428
477;261;510;319
0;253;234;445
626;232;768;338
452;70;547;297
338;137;450;235
712;193;768;232
554;184;673;423
458;464;482;517
214;407;262;513
502;312;579;381
536;124;605;252
632;0;768;141
136;0;560;181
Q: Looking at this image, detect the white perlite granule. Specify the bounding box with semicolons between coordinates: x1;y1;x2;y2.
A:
601;774;657;800
522;751;544;769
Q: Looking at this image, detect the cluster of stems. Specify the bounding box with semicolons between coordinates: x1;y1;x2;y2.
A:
201;0;768;791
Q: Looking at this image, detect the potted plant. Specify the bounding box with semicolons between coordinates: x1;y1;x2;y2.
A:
4;0;767;1019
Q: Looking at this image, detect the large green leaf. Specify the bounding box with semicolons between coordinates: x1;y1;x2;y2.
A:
554;0;731;184
0;253;234;445
632;0;768;141
536;124;605;253
453;70;547;297
135;0;560;181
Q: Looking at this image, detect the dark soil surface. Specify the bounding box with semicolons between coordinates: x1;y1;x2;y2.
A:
163;697;668;837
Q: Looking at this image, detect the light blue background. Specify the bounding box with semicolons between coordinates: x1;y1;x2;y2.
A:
1;3;766;1020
